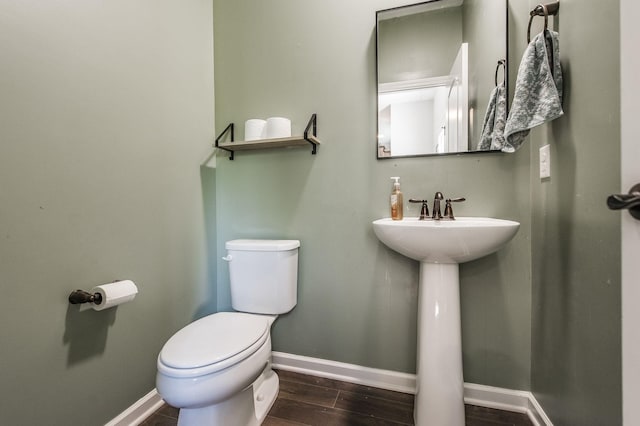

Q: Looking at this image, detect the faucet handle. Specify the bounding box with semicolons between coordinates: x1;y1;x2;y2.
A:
409;199;430;220
444;197;466;219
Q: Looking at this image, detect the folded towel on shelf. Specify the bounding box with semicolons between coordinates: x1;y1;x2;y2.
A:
503;29;563;153
477;81;507;151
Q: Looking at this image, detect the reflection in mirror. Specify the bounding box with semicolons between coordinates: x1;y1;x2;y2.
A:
376;0;507;158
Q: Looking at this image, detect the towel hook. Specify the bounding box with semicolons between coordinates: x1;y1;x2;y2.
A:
527;2;559;43
495;59;506;87
527;4;549;43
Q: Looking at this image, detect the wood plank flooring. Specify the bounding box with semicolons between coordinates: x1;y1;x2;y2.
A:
141;369;534;426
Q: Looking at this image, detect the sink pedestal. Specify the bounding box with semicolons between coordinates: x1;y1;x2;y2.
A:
415;263;464;426
371;217;520;426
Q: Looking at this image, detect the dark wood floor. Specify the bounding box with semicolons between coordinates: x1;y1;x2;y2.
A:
142;369;534;426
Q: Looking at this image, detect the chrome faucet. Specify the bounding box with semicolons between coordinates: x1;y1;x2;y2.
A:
432;192;466;220
432;192;444;220
411;193;466;220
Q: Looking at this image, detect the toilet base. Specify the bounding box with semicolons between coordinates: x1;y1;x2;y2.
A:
252;365;279;422
176;366;279;426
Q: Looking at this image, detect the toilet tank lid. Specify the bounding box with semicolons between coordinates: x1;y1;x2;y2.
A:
226;239;300;251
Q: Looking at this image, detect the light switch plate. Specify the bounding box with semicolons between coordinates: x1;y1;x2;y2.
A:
540;145;551;179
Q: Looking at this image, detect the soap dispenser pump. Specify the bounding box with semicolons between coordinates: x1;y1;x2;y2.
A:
390;177;403;220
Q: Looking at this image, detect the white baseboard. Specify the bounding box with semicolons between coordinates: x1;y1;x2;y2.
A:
272;351;553;426
464;383;553;426
108;352;553;426
271;351;416;394
105;389;164;426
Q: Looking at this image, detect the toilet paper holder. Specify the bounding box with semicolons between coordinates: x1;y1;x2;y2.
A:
68;280;138;311
68;289;103;305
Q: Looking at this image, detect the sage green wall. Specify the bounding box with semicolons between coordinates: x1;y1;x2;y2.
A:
0;1;215;425
526;0;622;424
213;0;532;388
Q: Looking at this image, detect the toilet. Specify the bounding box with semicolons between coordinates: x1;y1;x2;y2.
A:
156;239;300;426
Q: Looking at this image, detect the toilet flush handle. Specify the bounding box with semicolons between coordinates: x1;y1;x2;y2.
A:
222;255;232;262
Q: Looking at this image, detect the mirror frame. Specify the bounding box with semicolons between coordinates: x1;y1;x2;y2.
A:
375;0;509;159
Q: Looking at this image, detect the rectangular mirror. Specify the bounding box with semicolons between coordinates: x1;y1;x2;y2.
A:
376;0;508;158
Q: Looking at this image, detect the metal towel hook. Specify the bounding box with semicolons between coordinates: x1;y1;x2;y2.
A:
527;2;560;43
495;59;506;87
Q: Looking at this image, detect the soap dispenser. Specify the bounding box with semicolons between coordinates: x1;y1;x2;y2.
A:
390;177;403;220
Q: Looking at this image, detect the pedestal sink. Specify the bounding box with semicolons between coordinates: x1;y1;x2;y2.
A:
372;217;520;426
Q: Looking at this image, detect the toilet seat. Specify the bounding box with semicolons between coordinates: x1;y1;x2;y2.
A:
157;312;270;379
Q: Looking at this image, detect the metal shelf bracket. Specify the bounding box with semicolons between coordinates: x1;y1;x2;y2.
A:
303;113;318;155
214;123;235;160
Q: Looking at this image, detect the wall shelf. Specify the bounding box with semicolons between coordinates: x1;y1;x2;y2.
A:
215;114;321;160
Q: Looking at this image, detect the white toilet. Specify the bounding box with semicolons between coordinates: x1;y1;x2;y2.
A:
156;239;300;426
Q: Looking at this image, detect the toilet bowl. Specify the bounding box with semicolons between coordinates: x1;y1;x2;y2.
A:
156;239;300;426
157;312;278;426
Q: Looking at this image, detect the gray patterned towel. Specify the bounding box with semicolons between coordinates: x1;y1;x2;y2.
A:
503;29;563;152
477;81;507;150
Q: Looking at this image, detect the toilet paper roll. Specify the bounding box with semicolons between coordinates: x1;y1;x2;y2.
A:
265;117;291;139
244;119;266;141
90;280;138;311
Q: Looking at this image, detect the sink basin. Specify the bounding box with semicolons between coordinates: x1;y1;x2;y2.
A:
372;217;520;264
372;216;520;425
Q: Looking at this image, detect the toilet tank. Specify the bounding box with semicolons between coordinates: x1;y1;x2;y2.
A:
225;239;299;314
